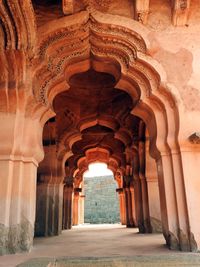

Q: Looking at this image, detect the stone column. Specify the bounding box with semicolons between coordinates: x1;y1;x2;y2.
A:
73;189;81;225
35;182;64;236
0;112;44;255
156;151;186;250
146;177;162;232
0;159;38;255
134;177;145;232
179;145;200;251
78;195;85;225
140;176;152;233
145;136;162;233
116;188;126;225
156;133;200;251
139;136;152;233
124;186;134;228
130;186;137;226
63;185;73;229
35;143;64;237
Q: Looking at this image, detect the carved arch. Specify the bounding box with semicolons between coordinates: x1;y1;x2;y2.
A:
32;10;192;251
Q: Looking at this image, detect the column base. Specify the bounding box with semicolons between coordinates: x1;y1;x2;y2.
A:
0;218;33;255
188;231;198;252
163;229;198;252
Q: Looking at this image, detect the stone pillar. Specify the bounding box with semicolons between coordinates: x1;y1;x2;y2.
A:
146;177;162;232
138;135;152;233
78;195;85;225
134;177;145;232
179;146;200;251
0;159;38;255
140;176;152;233
63;185;73;229
169;133;200;251
35;182;64;236
0;111;44;255
124;187;134;228
130;186;137;226
145;136;162;232
73;189;81;225
156;155;180;249
35;143;64;237
116;188;126;225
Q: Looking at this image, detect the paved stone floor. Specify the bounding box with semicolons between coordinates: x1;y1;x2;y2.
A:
1;224;200;267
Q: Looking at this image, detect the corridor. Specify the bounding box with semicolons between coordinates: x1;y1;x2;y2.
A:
1;225;200;267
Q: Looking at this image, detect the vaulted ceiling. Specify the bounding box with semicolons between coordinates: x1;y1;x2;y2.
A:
41;69;141;185
36;0;194;186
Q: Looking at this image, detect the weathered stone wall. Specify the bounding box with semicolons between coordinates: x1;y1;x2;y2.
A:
84;175;120;224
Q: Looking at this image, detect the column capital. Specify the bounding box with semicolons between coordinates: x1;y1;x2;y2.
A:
0;112;44;164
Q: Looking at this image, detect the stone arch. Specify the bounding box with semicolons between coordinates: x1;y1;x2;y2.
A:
32;11;178;158
63;147;122;227
56;111;134;182
32;10;193;251
73;148;120;185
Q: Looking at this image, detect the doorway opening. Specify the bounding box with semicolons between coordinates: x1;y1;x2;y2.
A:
83;163;120;225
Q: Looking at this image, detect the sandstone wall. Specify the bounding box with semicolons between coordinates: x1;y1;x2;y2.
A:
84;175;120;224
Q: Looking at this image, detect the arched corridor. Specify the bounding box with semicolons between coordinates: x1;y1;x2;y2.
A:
1;0;200;261
35;65;161;244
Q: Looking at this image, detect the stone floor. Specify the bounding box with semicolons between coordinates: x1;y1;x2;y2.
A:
1;224;200;267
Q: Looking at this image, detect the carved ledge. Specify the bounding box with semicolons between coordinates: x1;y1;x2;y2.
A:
189;132;200;144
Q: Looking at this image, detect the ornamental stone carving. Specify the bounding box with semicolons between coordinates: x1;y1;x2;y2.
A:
33;12;148;106
80;0;112;12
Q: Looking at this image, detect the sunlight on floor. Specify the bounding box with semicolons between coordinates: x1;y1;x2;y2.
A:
72;223;124;229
